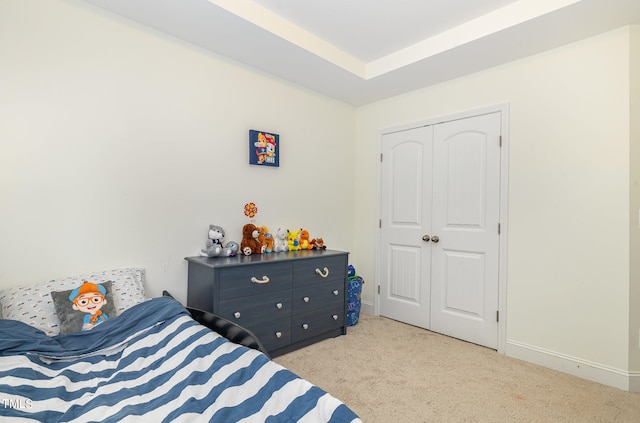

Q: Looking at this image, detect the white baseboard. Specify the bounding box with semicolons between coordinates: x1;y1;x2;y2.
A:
360;300;375;316
506;339;637;392
629;372;640;393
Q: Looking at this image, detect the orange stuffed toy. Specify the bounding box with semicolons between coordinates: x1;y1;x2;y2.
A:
299;229;313;250
258;225;274;253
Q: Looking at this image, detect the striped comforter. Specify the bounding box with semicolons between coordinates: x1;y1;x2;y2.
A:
0;297;361;422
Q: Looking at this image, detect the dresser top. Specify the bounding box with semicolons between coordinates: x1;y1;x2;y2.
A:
185;249;349;269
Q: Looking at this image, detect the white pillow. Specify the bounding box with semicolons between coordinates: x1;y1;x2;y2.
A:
0;268;146;336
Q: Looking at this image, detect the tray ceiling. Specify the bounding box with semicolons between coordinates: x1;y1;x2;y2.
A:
79;0;640;105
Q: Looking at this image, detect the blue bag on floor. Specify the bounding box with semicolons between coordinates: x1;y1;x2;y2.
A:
347;265;364;326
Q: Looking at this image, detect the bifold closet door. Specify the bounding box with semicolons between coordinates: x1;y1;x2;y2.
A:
379;112;501;349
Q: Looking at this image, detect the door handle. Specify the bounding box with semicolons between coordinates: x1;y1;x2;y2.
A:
431;236;439;243
422;235;430;242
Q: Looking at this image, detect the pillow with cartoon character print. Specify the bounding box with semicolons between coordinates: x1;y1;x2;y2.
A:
51;281;117;334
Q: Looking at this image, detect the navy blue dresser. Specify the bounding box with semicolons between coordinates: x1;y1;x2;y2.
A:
185;249;349;357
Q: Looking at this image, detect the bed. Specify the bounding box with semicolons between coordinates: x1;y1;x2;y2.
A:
0;268;361;422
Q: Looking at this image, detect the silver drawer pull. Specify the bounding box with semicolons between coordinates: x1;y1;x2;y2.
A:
276;302;283;309
332;290;339;296
234;312;241;319
315;267;329;278
275;331;282;338
332;314;338;320
302;323;309;330
303;296;310;303
251;276;270;284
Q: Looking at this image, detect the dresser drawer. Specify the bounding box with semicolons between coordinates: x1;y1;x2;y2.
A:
219;262;292;300
250;316;292;352
292;303;345;343
292;280;344;313
292;256;347;287
219;291;291;327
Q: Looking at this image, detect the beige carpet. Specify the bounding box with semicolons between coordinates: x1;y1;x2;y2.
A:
274;314;640;422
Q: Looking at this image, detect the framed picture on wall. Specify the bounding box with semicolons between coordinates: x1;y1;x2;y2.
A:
249;129;279;167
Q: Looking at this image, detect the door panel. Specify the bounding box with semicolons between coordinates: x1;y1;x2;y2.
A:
442;250;485;318
445;134;485;226
391;141;424;224
379;127;432;328
430;113;501;349
389;246;421;302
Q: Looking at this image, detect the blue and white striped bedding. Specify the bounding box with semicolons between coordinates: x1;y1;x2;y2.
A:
0;297;361;422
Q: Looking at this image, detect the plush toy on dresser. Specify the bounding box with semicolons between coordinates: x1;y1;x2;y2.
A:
200;225;226;257
258;226;274;253
222;241;240;257
310;237;326;250
200;225;239;257
287;228;302;251
273;227;288;252
299;229;313;250
241;223;264;255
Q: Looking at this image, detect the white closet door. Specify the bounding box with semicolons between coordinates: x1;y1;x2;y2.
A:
379;126;432;328
379;111;502;349
430;112;501;349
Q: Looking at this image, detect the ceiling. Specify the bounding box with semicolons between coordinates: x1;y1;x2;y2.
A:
80;0;640;106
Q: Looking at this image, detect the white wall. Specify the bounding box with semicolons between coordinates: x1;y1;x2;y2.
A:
0;0;356;303
630;25;640;384
354;28;633;376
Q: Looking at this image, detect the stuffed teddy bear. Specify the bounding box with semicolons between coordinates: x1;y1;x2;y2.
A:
287;228;302;251
299;229;313;250
273;227;288;252
241;223;264;256
200;224;226;257
258;225;274;253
